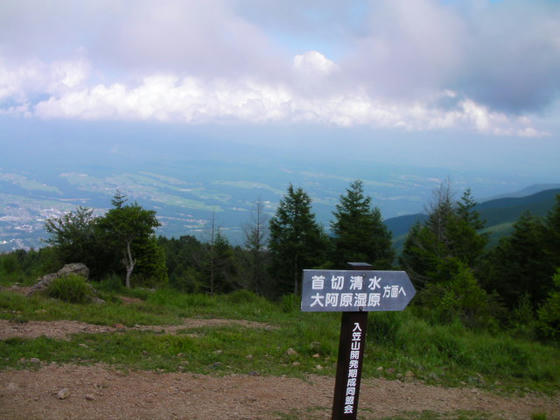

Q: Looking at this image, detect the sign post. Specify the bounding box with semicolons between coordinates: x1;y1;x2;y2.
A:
301;263;415;420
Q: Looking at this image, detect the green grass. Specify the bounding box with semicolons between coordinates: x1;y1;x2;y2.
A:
0;290;182;326
0;288;559;395
378;411;493;420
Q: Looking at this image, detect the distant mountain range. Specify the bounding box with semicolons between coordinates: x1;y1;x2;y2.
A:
386;186;560;252
1;130;559;254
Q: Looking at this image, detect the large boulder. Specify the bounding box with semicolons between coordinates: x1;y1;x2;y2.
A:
27;263;90;296
56;263;89;279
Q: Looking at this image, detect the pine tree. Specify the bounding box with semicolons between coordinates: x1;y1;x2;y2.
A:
208;231;239;294
243;200;269;295
543;194;560;272
484;212;550;309
268;185;326;296
400;183;491;325
331;180;394;268
457;188;485;230
401;184;487;282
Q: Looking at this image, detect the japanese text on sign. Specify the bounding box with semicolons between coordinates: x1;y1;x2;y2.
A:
301;270;415;312
343;322;363;414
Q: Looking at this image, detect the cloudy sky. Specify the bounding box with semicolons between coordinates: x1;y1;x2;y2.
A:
1;0;559;177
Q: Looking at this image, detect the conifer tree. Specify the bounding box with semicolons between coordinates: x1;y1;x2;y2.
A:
331;180;394;268
543;194;560;272
484;212;550;309
401;183;491;325
243;200;269;295
205;231;239;294
269;185;326;295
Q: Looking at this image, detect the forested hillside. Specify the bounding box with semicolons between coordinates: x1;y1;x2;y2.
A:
387;187;560;250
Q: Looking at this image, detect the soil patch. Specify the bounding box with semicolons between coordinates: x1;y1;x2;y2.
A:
117;295;144;305
1;364;557;419
0;318;275;341
0;285;32;295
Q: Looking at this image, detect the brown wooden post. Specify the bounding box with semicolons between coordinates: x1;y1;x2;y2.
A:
331;262;372;420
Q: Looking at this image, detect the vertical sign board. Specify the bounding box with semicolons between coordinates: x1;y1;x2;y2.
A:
301;266;415;419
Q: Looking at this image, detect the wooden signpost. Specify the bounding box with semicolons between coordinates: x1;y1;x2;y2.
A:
301;263;416;419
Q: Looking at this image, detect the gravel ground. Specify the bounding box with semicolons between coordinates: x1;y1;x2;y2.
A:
1;317;558;419
1;364;558;419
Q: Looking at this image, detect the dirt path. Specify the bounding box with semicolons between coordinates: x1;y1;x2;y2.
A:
0;318;275;341
1;318;558;418
1;364;558;419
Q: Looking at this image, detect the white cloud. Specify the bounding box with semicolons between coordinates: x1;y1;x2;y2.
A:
0;0;554;139
15;60;543;137
0;58;89;101
293;51;337;75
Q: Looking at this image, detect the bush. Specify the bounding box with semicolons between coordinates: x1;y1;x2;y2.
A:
280;294;299;313
368;311;402;345
99;273;124;293
537;269;560;341
223;289;254;304
418;259;493;328
46;274;92;304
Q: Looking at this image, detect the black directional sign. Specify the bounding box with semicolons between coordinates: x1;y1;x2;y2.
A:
301;269;415;312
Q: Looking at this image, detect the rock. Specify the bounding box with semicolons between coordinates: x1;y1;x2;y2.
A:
57;263;89;279
29;357;40;364
246;354;253;359
27;263;90;296
377;366;384;372
428;373;439;381
315;364;323;370
292;361;300;366
286;348;298;356
310;341;321;350
312;353;320;358
27;273;56;296
85;394;95;401
57;388;70;400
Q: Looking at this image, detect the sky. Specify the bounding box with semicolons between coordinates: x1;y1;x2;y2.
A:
1;0;559;178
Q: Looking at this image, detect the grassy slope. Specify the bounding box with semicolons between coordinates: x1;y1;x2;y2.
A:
1;288;558;395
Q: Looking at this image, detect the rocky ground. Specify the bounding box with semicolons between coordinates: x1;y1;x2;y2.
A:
1;364;558;419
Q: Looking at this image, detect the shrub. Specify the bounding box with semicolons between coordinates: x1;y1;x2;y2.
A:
224;289;259;304
368;311;402;346
99;273;124;292
419;259;492;328
280;294;299;313
46;274;92;303
537;269;560;341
